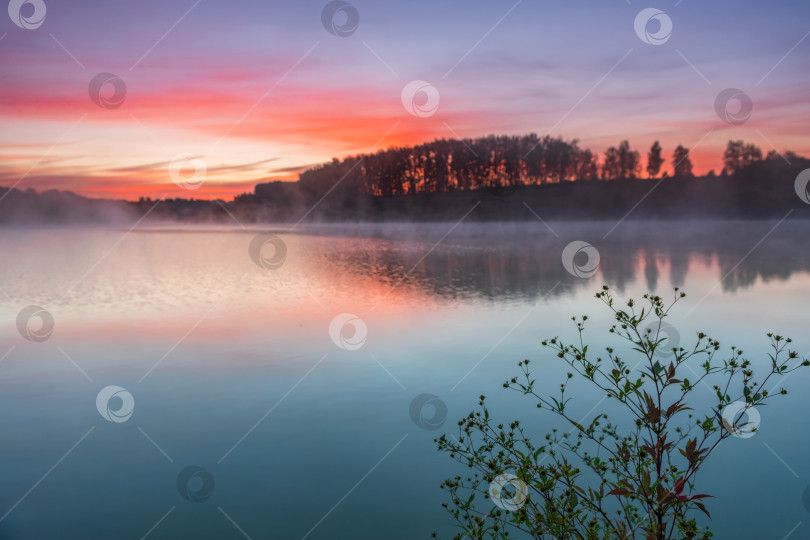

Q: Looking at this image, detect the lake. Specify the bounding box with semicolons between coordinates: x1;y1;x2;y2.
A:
0;220;809;539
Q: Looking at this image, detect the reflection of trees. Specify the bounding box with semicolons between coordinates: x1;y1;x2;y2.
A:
643;250;659;292
669;250;690;290
320;222;810;303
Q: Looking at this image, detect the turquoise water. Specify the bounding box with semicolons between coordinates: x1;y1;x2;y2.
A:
0;221;809;539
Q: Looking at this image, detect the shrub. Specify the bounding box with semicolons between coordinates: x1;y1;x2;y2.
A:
435;287;809;539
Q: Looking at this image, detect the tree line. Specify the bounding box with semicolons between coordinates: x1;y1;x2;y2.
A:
294;136;789;198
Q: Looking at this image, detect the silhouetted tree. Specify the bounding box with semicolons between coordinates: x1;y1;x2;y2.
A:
765;149;799;163
574;148;599;180
602;145;621;180
723;140;763;175
647;141;664;178
616;140;641;179
672;145;694;178
602;141;639;180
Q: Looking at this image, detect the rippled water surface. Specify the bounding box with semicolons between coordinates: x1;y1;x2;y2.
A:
1;221;809;539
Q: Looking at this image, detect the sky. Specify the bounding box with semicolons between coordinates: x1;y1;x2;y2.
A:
1;0;809;200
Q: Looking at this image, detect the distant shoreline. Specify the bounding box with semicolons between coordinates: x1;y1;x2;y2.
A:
1;158;809;225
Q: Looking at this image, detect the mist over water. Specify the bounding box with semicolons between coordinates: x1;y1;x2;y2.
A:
1;221;809;539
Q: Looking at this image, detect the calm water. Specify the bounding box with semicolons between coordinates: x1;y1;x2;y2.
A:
1;221;809;539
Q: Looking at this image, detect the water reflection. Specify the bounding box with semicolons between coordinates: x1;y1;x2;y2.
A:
1;221;807;318
300;220;810;303
0;221;808;539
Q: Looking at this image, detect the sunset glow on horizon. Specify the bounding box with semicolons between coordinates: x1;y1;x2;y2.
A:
2;0;809;201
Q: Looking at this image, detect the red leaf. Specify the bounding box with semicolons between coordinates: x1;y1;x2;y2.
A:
689;494;714;500
695;501;712;519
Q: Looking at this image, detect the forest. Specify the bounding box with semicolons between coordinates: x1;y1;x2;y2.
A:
225;137;808;222
1;137;808;224
282;137;784;199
